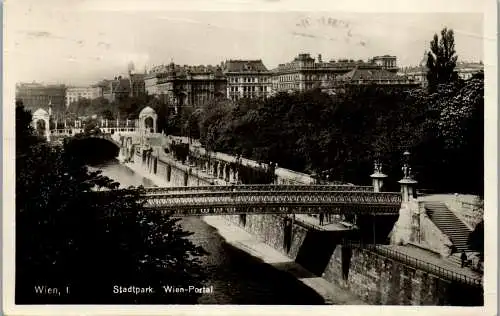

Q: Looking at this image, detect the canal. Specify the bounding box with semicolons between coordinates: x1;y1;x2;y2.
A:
95;160;325;305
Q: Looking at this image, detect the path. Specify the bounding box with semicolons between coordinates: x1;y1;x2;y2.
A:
203;216;367;305
377;244;482;282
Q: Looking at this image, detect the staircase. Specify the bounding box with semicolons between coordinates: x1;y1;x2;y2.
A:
424;201;472;252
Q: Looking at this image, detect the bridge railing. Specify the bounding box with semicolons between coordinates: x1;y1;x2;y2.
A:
143;191;402;208
343;241;482;287
141;184;375;195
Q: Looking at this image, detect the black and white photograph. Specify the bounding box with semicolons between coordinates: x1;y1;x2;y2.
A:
3;0;497;315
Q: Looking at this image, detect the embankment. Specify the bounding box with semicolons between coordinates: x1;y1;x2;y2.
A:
121;147;483;306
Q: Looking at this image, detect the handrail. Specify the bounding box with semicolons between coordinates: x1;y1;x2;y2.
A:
140;184;375;194
343;241;482;287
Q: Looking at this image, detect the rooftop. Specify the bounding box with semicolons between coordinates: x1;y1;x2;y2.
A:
336;66;404;81
223;60;269;73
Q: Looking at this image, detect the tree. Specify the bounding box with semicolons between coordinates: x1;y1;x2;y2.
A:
100;109;115;120
16;101;42;155
468;220;484;254
15;104;208;304
426;27;459;90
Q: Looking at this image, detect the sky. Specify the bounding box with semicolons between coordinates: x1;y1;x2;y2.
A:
5;0;486;86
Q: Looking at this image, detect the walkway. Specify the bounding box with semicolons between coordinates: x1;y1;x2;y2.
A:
376;244;482;283
203;216;367;305
294;214;354;232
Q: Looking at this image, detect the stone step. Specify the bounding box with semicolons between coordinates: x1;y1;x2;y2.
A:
425;201;472;252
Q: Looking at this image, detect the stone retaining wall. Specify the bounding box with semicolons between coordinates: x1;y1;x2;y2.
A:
323;245;483;305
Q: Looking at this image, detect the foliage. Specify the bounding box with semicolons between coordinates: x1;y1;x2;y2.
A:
468;220;484;254
237;163;276;185
173;76;483;194
82;119;101;135
16;104;207;304
67;97;114;119
426;27;459;90
169;142;190;163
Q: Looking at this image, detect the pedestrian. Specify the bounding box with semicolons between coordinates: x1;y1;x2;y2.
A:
460;250;468;268
319;213;324;226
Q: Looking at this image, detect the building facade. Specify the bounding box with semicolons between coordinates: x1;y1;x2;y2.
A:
332;65;419;91
456;62;484;80
66;86;103;107
16;82;66;114
128;72;146;97
400;52;484;87
370;55;398;72
98;76;131;103
222;60;272;100
145;63;227;107
270;53;395;94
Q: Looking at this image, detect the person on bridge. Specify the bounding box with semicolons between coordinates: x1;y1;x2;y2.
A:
460;250;468;268
319;213;324;226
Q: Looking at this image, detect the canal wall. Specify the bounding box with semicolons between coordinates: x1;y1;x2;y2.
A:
322;245;483;305
223;215;308;261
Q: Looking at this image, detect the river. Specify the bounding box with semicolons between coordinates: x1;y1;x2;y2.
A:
95;160;325;305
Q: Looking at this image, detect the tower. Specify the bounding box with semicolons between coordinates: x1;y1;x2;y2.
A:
127;61;135;75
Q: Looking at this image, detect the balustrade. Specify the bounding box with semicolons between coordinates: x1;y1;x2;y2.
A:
142;184;375;195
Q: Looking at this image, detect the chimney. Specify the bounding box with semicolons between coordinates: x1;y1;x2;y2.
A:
318;54;323;63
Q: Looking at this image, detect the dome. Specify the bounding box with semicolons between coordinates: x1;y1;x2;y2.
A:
139;106;156;116
33;108;48;116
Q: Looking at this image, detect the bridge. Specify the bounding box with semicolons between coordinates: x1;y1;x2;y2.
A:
95;185;402;216
30;105;157;141
35;105;408;219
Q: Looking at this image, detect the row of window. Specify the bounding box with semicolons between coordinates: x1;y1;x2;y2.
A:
229;86;270;92
228;77;270;83
277;83;300;90
229;94;268;101
277;73;335;82
67;93;98;98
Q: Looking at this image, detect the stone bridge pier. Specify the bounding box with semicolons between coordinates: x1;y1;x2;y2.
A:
118;135;136;162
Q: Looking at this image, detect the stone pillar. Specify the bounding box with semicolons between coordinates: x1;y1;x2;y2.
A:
221;163;226;181
389;151;418;246
218;162;223;179
398;151;418;202
370;160;388;192
411;201;424;243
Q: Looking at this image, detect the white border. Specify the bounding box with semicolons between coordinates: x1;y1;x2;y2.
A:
3;0;497;315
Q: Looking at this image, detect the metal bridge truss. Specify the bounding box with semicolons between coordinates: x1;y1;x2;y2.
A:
141;190;402;216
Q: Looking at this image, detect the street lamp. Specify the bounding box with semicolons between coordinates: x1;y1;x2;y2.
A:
402;150;412;180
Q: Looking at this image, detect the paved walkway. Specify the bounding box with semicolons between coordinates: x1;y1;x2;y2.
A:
376;244;482;282
294;214;354;232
